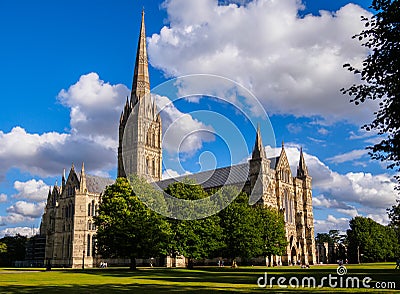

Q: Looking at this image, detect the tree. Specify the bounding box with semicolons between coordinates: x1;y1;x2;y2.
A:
254;205;287;265
347;216;399;263
316;233;333;244
342;0;400;186
387;199;400;240
218;189;287;265
218;191;261;263
94;177;172;270
164;181;223;269
0;234;27;266
0;242;6;254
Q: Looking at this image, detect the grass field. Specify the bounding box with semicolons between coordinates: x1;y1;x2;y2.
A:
0;263;399;293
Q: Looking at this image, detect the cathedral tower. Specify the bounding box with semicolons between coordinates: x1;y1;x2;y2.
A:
118;11;162;181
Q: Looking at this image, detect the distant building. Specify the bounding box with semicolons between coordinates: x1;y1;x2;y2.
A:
40;11;316;268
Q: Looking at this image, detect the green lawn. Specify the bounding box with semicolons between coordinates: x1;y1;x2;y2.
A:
0;263;398;293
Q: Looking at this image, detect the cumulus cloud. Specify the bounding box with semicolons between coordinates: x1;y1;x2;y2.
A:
264;145;398;219
162;168;192;179
0;213;35;227
6;201;45;219
314;215;350;233
156;94;215;154
0;227;39;238
58;72;130;149
327;149;369;164
0;194;7;203
0;73;132;180
13;179;49;202
148;0;376;124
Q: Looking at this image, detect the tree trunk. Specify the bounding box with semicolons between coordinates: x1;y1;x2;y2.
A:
130;257;137;270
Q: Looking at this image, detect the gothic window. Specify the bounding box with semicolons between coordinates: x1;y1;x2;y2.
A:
152;132;155;147
92;237;96;257
67;236;70;258
88;221;91;231
95;204;98;216
91;200;95;216
284;191;289;223
146;157;149;174
87;235;91;257
88;203;91;216
152;159;156;176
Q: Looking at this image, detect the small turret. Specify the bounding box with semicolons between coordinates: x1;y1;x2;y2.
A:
79;162;87;193
297;147;308;178
62;168;66;191
251;124;267;160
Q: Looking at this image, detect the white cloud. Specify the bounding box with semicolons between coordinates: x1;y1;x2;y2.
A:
0;73;130;180
6;201;45;218
58;72;130;149
266;145;398;213
149;0;376;124
318;128;329;135
327;149;368;164
0;194;7;203
0;227;39;238
162;168;192;179
156;94;215;154
314;215;350;234
313;194;349;209
13;179;49;202
0;213;35;227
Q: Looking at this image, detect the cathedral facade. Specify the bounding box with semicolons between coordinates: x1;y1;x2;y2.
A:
40;12;316;268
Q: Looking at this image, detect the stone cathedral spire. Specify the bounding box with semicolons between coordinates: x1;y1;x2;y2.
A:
297;147;308;178
118;11;162;181
131;10;150;105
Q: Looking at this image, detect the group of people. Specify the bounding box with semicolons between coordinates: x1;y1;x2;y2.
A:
99;261;108;268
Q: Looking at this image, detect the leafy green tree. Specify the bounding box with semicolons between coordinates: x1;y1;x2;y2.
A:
0;234;27;266
165;181;223;269
347;216;399;263
218;191;260;263
217;190;286;265
342;0;400;186
94;177;172;270
254;205;287;265
0;242;7;254
316;233;333;244
388;199;400;240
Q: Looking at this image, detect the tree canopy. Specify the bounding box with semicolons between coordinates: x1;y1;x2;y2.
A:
342;0;400;186
347;216;399;263
94;177;172;269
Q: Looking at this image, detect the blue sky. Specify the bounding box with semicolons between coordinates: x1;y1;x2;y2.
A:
0;0;397;237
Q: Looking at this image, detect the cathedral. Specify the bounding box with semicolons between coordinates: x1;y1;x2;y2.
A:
40;11;316;268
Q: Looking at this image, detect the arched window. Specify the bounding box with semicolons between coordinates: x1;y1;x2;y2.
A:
88;221;91;231
87;234;91;257
95;204;98;216
67;236;70;258
152;132;156;147
284;191;289;223
92;200;95;217
152;159;156;176
92;237;96;257
88;203;91;216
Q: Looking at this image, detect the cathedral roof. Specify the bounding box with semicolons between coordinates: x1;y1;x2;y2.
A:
82;174;114;194
157;163;250;190
269;156;280;169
